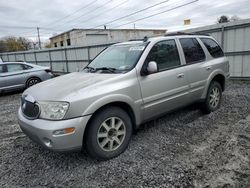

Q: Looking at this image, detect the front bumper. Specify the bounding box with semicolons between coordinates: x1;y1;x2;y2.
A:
18;108;91;152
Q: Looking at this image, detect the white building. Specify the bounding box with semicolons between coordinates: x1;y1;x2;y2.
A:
50;28;166;47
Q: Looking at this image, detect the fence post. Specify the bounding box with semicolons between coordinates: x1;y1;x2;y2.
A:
221;25;225;50
87;46;90;63
23;53;26;62
34;51;38;64
48;50;53;72
64;48;69;73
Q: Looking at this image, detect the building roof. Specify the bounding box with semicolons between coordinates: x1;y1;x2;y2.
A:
49;28;167;39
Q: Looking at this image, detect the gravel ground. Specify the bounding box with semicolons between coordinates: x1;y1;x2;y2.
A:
0;81;250;188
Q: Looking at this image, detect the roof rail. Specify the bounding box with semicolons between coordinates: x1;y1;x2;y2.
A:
129;39;144;41
164;32;210;36
129;36;149;42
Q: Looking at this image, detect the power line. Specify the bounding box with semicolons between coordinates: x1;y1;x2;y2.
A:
90;0;170;29
46;0;114;30
67;0;197;42
1;0;169;37
42;0;99;27
68;0;129;29
53;0;173;40
112;0;199;29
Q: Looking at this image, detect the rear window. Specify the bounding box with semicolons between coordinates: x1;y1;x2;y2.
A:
180;38;205;64
200;38;224;58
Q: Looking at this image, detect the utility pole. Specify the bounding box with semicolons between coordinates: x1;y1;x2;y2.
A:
37;27;41;49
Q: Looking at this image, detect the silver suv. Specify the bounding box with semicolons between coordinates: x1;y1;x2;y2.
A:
18;34;230;160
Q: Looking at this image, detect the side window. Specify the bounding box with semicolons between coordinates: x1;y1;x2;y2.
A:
180;38;205;64
146;40;181;71
0;65;3;73
7;64;24;73
200;38;224;58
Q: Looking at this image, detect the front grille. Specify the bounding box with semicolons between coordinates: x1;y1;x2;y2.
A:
21;95;40;119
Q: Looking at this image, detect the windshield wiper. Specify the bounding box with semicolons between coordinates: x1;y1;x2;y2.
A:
95;67;117;73
84;66;96;72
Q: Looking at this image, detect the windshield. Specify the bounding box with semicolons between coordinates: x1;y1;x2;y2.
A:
84;43;148;73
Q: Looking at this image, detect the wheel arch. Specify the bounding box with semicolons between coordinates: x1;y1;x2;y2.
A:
201;71;226;99
82;100;139;150
25;76;41;87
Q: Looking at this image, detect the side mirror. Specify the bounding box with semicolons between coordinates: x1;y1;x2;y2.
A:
146;61;158;74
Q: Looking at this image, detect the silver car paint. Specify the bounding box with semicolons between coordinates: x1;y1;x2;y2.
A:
0;62;53;92
18;35;229;151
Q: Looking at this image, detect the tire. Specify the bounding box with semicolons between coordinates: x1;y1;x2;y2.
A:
84;106;133;160
201;81;222;114
26;77;41;88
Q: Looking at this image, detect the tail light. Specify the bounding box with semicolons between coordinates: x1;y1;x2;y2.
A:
45;69;52;73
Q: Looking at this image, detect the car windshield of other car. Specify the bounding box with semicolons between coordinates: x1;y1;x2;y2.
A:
85;43;148;73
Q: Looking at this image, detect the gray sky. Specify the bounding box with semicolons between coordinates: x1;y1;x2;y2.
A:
0;0;250;42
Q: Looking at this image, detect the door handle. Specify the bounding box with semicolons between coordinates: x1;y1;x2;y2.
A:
206;66;212;71
177;73;184;78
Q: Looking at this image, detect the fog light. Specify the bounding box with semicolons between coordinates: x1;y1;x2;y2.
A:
53;127;75;136
43;138;53;148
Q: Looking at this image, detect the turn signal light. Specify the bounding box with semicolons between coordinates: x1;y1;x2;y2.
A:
53;127;75;136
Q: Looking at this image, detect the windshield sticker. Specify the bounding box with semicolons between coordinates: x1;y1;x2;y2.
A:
129;46;145;51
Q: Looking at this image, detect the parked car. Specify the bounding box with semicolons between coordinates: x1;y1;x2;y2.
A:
18;34;230;160
0;62;53;93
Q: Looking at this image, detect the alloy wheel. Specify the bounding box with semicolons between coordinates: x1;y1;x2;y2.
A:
97;117;126;152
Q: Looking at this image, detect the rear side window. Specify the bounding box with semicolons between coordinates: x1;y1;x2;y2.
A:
23;64;33;70
200;38;224;58
146;40;181;71
7;64;24;73
180;38;205;64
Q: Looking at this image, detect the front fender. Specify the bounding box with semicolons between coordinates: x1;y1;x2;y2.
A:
83;94;143;126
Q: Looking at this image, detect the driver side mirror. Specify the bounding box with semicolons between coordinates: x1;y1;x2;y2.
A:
145;61;158;75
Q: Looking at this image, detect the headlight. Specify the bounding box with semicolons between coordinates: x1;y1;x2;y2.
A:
39;101;69;120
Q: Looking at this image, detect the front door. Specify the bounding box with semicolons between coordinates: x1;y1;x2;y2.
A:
138;39;190;121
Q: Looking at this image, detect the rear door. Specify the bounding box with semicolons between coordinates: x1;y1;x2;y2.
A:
138;39;190;120
4;63;27;89
178;37;210;101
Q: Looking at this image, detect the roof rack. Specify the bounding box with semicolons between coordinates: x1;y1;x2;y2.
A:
164;32;210;36
129;36;149;42
129;39;144;41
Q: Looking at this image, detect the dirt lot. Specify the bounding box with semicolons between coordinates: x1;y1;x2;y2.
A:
0;81;250;188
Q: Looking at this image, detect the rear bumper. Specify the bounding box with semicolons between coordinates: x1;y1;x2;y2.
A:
18;108;91;152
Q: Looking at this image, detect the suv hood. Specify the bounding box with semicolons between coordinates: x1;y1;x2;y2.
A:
24;72;120;101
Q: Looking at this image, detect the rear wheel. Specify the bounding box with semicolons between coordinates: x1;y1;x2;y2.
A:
26;77;41;88
85;107;132;160
201;81;222;114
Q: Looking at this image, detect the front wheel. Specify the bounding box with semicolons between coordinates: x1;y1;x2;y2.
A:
84;107;133;160
201;81;222;114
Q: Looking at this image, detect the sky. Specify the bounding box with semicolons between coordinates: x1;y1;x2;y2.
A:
0;0;250;42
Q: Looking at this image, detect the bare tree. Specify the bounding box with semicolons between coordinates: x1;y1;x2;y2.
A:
217;15;230;23
0;36;32;53
230;15;241;22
